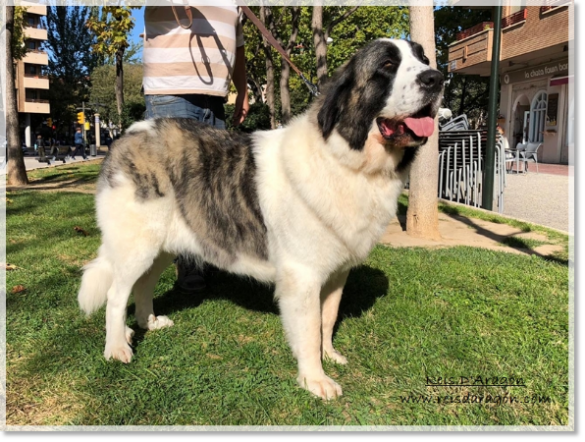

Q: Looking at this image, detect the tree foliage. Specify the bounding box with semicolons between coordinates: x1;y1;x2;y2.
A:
44;6;99;137
89;63;145;131
242;6;409;126
46;6;99;82
86;6;140;127
11;6;28;60
434;6;493;127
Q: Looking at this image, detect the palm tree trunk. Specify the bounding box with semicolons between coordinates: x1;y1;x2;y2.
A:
406;6;441;240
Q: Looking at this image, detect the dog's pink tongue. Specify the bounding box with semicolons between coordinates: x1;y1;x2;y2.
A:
404;117;435;138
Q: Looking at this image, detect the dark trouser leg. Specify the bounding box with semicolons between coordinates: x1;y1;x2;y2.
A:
145;94;227;293
175;255;206;292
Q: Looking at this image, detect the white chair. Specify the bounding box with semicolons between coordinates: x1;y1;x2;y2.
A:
506;142;526;174
521;142;542;173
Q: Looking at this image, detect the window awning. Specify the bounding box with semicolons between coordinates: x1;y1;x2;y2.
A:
549;75;573;87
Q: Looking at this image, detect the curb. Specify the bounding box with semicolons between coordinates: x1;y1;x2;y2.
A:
437;197;571;236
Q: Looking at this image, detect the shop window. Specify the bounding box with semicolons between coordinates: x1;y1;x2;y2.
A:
529;91;547;143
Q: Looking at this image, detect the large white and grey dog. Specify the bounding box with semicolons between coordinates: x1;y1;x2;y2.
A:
78;39;444;399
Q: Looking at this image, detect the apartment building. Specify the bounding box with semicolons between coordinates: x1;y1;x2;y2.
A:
448;1;573;164
15;1;50;148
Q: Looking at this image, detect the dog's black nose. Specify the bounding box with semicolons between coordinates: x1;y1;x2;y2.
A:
417;70;444;92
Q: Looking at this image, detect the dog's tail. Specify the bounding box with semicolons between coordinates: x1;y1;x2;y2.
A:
78;246;113;316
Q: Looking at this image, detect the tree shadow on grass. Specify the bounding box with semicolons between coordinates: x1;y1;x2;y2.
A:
440;208;569;266
7;177;97;194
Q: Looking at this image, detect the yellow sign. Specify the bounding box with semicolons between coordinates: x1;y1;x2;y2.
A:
84;122;90;131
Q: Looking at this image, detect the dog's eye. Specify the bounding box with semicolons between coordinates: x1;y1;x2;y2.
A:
422;55;430;66
382;61;394;69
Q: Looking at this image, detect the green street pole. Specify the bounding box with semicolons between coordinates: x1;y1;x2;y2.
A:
482;4;503;211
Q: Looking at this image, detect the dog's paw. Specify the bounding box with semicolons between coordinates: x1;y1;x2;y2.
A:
125;326;135;345
324;349;348;365
146;314;174;330
104;343;133;364
298;374;343;400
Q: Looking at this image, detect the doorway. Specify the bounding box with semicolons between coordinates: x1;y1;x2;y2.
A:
513;94;530;147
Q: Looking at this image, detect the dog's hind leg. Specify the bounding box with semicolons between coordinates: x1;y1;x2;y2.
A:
276;266;343;400
133;252;175;330
104;248;160;364
321;270;349;365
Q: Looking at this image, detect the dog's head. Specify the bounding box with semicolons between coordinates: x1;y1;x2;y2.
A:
317;39;444;154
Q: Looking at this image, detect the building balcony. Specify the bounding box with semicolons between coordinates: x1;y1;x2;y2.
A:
23;99;50;114
448;26;493;76
20;1;47;15
448;6;570;76
501;8;527;29
24;26;47;41
22;50;48;66
23;75;49;90
540;0;572;14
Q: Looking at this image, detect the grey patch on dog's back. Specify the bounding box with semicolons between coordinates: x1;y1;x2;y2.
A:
99;131;170;200
99;118;268;267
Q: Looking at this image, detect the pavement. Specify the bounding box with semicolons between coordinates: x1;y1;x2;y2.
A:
21;151;108;171
500;166;572;232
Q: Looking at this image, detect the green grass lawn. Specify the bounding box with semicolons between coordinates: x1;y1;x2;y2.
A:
5;163;570;427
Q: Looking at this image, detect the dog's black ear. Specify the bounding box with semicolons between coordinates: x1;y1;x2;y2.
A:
317;63;354;140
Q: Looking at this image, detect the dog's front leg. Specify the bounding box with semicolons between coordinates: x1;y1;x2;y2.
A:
276;266;343;400
321;270;349;365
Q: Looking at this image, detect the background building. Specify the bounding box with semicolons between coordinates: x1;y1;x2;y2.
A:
448;1;572;164
16;1;50;148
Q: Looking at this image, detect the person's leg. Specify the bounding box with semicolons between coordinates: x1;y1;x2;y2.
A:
144;94;223;293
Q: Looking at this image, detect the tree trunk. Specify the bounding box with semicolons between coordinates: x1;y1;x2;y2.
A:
115;47;125;129
6;7;29;186
260;7;276;129
406;6;441;240
278;7;300;125
280;61;292;125
312;5;328;87
249;76;264;104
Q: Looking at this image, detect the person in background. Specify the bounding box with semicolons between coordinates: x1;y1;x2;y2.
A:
142;4;250;293
36;134;47;162
496;125;511;151
72;126;87;160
